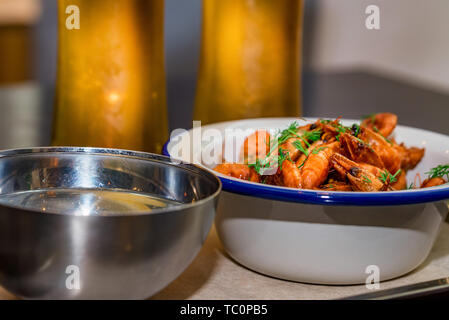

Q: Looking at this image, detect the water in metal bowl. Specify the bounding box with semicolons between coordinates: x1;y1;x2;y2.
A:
0;188;183;216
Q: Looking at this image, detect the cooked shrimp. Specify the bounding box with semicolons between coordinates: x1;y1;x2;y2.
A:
295;140;324;168
421;177;447;188
358;127;401;174
318;120;348;142
263;159;302;188
358;163;384;177
214;116;429;193
241;130;271;164
280;160;302;188
214;163;260;182
280;137;302;161
340;133;385;169
331;153;386;192
320;123;339;137
393;142;425;171
390;170;407;190
279;124;321;161
361;113;397;137
358;162;405;190
301;141;341;189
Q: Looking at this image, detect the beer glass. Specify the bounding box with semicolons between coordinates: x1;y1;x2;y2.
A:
194;0;304;124
52;0;168;153
0;0;42;84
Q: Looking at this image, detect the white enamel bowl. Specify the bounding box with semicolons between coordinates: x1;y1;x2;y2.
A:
164;118;449;285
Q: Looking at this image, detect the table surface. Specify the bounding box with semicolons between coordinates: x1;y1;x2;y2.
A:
1;71;449;300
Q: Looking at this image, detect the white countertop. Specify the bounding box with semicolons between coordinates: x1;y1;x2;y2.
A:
2;223;449;300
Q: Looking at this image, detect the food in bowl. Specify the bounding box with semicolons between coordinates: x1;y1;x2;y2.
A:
214;113;448;192
165;116;449;284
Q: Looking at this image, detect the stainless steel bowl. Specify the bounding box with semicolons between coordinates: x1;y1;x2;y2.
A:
0;147;221;299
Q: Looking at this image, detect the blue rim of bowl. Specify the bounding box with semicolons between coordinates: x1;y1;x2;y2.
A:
162;140;449;206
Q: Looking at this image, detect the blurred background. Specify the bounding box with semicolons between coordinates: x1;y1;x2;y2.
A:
1;0;449;144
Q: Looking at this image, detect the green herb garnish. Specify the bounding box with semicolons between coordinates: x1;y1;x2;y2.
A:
277;147;292;170
379;169;402;184
293;140;309;156
248;121;318;175
248;158;269;175
362;175;372;184
406;182;415;190
426;164;449;180
277;121;299;145
303;129;322;143
352;124;361;137
297;160;306;169
372;126;392;144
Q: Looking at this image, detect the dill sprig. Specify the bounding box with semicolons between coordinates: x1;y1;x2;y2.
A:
379;169;402;184
351;123;361;137
294;137;327;158
320;118;352;141
303;129;322;143
278;147;292;170
372;126;392;144
248;158;270;175
297;160;306;169
426;164;449;180
293;140;309;156
362;175;372;184
248;121;322;175
335;125;348;141
311;146;328;155
277;122;299;145
406;182;415;190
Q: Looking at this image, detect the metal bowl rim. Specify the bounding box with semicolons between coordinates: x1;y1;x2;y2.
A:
0;146;222;217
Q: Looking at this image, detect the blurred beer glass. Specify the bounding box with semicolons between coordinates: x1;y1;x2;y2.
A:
194;0;304;125
0;0;42;84
52;0;168;153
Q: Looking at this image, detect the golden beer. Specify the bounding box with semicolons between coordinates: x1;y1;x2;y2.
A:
0;26;33;84
53;0;168;153
194;0;304;124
